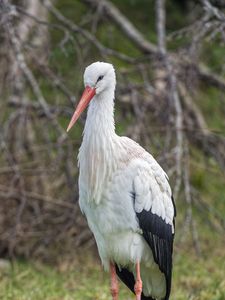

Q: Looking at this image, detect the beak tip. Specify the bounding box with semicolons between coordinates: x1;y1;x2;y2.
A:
66;123;71;133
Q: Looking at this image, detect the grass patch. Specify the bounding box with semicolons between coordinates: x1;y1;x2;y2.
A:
0;257;131;300
1;242;225;300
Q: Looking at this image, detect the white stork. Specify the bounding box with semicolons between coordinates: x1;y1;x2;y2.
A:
67;62;176;300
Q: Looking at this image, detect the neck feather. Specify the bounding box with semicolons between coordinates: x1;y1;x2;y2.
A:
78;88;117;203
83;88;115;140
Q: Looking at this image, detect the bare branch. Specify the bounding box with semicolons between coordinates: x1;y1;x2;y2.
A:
155;0;184;199
156;0;166;55
83;0;158;54
41;0;135;63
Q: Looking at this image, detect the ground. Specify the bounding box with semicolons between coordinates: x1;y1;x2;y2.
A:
1;244;225;300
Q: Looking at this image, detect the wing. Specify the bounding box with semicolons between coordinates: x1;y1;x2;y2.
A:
133;158;176;300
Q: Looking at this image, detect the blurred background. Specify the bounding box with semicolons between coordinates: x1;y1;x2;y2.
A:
0;0;225;299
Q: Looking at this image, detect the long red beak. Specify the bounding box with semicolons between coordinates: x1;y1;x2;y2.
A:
66;86;96;132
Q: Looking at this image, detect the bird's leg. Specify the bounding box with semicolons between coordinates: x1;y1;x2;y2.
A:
110;262;119;300
134;262;143;300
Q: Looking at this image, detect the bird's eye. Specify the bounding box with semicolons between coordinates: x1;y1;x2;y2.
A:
97;75;104;83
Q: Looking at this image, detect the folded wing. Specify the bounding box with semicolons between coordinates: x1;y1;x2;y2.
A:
133;159;176;300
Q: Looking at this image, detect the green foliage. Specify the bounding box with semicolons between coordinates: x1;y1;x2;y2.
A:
112;0;156;41
202;42;225;74
197;87;225;132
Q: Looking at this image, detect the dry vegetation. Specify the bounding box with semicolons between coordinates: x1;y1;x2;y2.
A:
0;0;224;271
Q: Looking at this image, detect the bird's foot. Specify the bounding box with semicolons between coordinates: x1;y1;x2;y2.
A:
134;278;142;300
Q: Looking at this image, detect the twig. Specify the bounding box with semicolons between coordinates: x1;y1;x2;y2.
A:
41;0;136;63
0;186;75;209
83;0;157;54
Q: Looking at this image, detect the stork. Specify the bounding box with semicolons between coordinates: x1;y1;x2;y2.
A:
67;62;176;300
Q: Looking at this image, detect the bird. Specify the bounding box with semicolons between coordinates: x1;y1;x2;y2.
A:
67;62;176;300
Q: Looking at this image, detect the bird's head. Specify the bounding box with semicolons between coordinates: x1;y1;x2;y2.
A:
67;61;115;132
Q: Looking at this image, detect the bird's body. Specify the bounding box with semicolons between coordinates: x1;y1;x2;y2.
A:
67;62;176;300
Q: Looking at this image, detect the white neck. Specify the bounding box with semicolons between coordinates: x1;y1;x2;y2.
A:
78;88;118;204
83;88;116;141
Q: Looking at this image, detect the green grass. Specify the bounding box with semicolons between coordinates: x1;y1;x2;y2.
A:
1;243;225;300
0;257;131;300
173;249;225;300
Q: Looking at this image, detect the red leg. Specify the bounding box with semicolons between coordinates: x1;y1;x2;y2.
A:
134;262;143;300
110;262;119;300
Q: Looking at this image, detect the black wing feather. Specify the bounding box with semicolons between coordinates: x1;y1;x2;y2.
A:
136;207;175;300
115;264;155;300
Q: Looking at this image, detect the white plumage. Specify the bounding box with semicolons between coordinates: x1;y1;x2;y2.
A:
67;62;176;300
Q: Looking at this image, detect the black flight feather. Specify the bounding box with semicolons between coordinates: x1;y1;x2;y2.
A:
136;208;175;300
115;264;155;300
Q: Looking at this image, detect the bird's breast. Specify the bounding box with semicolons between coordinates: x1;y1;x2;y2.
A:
79;161;144;243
